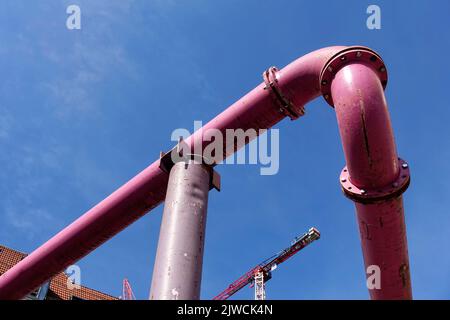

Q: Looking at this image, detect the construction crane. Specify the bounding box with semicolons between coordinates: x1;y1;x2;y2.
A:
122;278;136;300
213;227;320;300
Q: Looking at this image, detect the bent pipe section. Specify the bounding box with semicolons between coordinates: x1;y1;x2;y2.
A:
0;45;411;300
327;55;412;299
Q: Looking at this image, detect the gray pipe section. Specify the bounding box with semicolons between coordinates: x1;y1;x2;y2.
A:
149;159;212;300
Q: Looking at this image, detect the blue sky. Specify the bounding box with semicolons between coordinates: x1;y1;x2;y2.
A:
0;0;449;299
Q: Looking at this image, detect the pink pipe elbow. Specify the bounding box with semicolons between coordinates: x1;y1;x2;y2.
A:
332;63;398;187
322;48;412;299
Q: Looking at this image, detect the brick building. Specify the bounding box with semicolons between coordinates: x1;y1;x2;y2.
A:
0;245;118;300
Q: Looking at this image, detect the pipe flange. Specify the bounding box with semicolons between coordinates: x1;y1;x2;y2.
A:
263;66;305;120
340;158;410;204
319;46;388;107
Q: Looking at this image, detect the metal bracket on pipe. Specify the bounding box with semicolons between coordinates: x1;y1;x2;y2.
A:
340;158;410;204
319;46;388;107
159;140;221;192
263;66;305;120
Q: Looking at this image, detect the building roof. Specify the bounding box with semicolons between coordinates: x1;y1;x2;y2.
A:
0;245;118;300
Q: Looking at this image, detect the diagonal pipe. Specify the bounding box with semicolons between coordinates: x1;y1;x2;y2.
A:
0;46;411;300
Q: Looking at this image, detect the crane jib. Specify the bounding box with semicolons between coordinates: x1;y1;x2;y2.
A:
213;227;320;300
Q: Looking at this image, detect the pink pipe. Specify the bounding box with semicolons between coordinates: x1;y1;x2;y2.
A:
332;63;398;187
0;46;411;300
331;61;412;299
355;198;411;299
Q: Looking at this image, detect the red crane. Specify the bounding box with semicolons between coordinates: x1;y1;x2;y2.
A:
122;278;136;300
213;227;320;300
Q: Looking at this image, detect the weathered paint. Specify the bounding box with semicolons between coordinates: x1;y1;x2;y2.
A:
0;46;411;300
150;159;211;300
331;61;411;299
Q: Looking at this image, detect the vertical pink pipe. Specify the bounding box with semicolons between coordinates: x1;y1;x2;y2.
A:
331;62;412;299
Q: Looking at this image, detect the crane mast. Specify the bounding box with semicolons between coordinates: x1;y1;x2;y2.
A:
213;227;320;300
254;270;266;300
122;278;136;300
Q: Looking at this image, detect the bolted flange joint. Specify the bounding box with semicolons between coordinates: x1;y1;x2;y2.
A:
340;158;410;204
263;66;305;120
319;46;388;107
